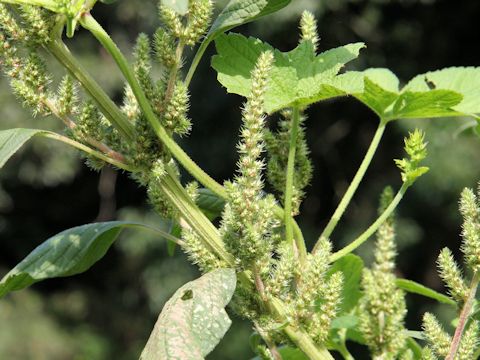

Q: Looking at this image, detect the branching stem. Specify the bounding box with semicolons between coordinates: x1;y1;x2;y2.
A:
316;121;386;249
329;181;409;262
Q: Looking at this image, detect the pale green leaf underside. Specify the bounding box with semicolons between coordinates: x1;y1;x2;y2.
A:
0;222;142;298
212;33;365;113
324;69;465;120
161;0;189;15
140;269;236;360
209;0;291;39
0;128;46;169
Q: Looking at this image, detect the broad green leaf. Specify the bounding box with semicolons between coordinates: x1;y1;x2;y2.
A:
209;0;292;40
161;0;189;15
320;69;463;120
251;346;308;360
404;67;480;115
0;222;144;298
326;254;364;313
0;128;45;169
140;269;236;360
196;188;226;220
396;279;456;306
212;33;364;113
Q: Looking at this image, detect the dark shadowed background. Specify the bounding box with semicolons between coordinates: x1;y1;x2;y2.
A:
0;0;479;359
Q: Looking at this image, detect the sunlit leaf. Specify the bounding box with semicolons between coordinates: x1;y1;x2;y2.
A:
396;278;456;306
140;269;237;360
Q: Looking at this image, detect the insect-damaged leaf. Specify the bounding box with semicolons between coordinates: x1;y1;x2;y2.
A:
140;269;237;360
0;222;143;298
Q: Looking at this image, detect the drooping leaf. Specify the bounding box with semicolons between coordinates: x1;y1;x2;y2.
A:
404;67;480;115
212;33;364;113
0;222;147;298
326;254;364;313
160;0;189;15
318;68;464;121
140;269;237;360
396;278;456;306
208;0;291;40
0;128;45;169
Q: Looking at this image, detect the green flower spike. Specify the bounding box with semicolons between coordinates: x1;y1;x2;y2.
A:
395;129;429;185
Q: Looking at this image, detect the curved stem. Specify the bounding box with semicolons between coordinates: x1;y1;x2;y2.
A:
41;132;134;171
316;121;386;248
329;182;409;262
446;271;480;360
79;13;226;197
185;39;210;86
46;38;136;141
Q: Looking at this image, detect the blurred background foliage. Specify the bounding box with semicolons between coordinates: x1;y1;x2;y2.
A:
0;0;479;359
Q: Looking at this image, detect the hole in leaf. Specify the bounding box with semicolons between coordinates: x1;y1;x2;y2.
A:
181;289;193;301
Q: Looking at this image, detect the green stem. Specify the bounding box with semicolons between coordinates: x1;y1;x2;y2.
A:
284;107;306;265
41;132;134;171
46;38;136;141
79;13;226;197
329;182;409;262
160;167;235;266
315;121;386;250
446;271;480;360
185;39;210;86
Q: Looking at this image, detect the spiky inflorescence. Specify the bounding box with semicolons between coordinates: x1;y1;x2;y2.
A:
422;347;438;360
395;129;429;185
56;75;78;117
19;5;53;46
163;81;191;136
264;243;296;301
154;27;176;68
437;248;469;303
265;110;313;216
459;187;480;273
146;160;178;219
359;187;408;358
220;51;276;269
299;10;319;52
422;313;452;358
181;227;227;273
184;0;213;46
0;4;27;41
307;271;343;343
133;33;156;102
457;320;479;360
159;5;184;39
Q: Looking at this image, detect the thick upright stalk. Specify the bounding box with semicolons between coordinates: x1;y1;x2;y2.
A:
329;182;409;262
446;271;480;360
317;121;386;246
46;38;135;141
284;107;306;265
160;167;235;266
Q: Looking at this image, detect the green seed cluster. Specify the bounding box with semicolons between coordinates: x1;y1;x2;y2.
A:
265;110;313;216
358;187;408;358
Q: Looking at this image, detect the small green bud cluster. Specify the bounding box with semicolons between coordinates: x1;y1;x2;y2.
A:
265;110;313;216
395;129;429;185
299;10;319;52
159;0;213;46
359;187;408;358
422;184;480;358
